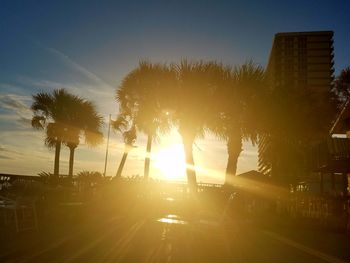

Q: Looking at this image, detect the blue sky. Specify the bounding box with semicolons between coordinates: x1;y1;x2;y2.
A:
0;0;349;182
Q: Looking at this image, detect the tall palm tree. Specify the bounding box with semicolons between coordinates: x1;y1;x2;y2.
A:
31;89;82;176
209;61;266;184
170;60;225;192
63;100;103;177
116;61;175;180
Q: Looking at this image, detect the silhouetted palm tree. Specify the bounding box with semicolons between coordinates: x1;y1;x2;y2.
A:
210;61;266;184
170;60;225;192
31;89;103;177
64;100;103;177
31;89;76;176
113;115;137;178
116;61;175;180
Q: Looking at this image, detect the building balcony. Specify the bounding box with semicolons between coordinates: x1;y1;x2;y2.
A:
311;137;350;173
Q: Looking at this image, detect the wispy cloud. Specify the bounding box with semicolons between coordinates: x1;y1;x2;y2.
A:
0;83;21;90
0;93;32;128
17;76;113;101
0;130;41;139
0;94;31;115
15;45;118;117
17;117;32;127
17;77;64;90
45;47;115;93
0;145;24;160
0;145;21;154
0;155;12;160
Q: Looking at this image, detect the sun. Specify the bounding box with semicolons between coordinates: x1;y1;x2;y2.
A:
153;144;186;181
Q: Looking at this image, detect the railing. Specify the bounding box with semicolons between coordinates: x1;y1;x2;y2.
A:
311;137;350;173
278;194;350;231
0;173;41;182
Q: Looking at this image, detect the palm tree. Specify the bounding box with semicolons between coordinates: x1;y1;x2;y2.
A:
31;89;103;177
31;89;77;176
113;115;137;178
64;100;103;177
170;60;225;192
115;61;175;180
334;66;350;101
210;61;266;184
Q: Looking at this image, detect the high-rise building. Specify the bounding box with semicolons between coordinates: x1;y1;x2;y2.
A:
259;31;335;180
266;31;334;91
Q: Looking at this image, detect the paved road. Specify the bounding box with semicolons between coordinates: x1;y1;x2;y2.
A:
1;214;346;263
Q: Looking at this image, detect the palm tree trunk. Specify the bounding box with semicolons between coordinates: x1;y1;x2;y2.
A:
144;134;153;180
225;135;242;185
54;140;61;176
116;152;128;178
116;147;129;178
181;132;197;194
68;144;77;178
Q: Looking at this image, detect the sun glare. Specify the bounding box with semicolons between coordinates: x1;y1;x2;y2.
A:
153;144;186;181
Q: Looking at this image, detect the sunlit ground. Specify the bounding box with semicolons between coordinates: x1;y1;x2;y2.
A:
2;180;349;263
158;214;188;225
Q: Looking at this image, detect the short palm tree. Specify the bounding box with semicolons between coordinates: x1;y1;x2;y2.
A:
115;61;175;180
31;89;103;177
31;89;78;176
63;100;103;177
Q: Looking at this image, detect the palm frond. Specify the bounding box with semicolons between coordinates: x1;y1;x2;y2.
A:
31;115;46;129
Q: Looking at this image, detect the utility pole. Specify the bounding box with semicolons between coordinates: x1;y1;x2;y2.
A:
103;114;111;177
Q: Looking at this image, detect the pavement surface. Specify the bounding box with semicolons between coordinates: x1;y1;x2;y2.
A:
1;213;349;263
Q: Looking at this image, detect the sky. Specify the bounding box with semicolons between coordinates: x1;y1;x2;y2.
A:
0;0;349;183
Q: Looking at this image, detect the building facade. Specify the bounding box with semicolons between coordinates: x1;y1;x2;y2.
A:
266;31;334;91
258;31;335;181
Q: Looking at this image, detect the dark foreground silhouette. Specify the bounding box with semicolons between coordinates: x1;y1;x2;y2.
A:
0;179;349;263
